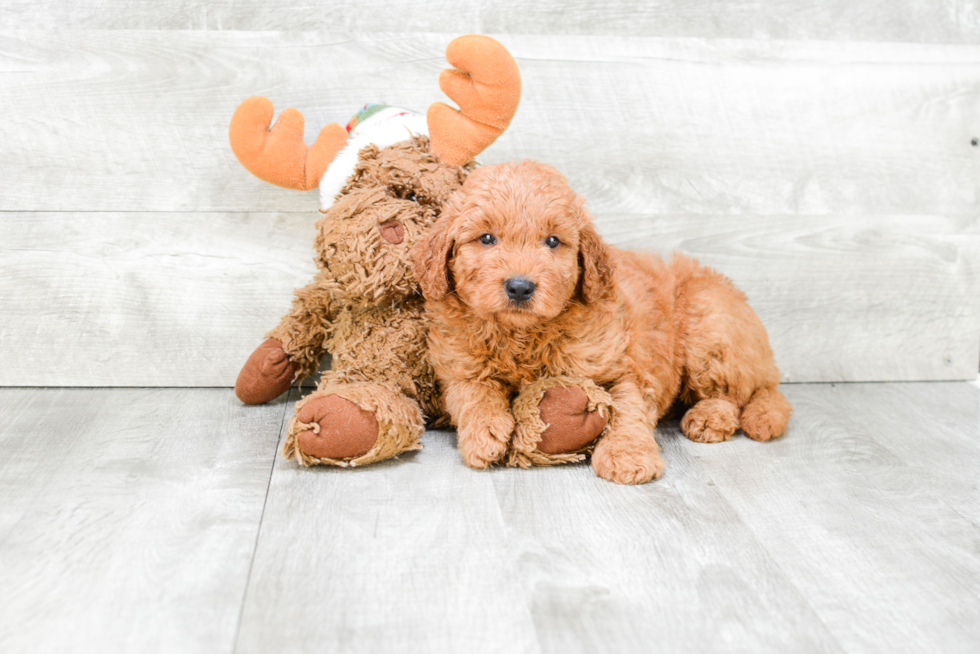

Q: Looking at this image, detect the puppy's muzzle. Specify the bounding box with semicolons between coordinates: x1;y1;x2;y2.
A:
504;276;536;305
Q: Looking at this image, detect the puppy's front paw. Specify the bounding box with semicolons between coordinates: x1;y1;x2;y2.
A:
591;435;665;485
457;412;515;469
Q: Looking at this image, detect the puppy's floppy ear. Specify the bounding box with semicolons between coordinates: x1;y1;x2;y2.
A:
578;223;615;304
411;204;457;301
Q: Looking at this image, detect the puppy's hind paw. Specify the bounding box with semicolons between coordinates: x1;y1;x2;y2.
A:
740;388;792;442
591;438;665;485
681;398;739;444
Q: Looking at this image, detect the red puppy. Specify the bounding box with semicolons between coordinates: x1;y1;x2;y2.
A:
412;160;791;484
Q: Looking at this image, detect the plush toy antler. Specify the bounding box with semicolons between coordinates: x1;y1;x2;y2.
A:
427;35;522;166
229;98;349;191
229;35;520;192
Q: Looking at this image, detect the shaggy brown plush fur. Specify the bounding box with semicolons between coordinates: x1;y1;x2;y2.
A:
412;160;792;484
238;136;472;467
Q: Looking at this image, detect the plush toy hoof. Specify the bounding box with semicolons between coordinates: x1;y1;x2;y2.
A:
235;339;298;405
294;394;379;459
537;386;608;454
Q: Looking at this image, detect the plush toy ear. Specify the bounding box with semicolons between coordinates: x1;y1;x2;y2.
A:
578;223;615;304
411;208;457;301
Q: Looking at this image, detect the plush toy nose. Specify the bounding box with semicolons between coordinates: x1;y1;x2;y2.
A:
379;219;405;244
504;276;536;304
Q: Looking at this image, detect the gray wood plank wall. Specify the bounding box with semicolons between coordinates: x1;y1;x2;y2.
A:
1;21;978;385
4;1;980;42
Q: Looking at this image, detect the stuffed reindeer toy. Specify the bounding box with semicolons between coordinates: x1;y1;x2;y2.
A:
229;35;521;468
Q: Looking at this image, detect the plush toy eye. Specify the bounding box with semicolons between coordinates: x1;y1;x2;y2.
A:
545;235;561;249
479;233;497;245
405;192;418;202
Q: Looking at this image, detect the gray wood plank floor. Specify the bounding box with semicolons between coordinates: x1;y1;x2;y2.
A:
0;389;287;654
2;383;978;653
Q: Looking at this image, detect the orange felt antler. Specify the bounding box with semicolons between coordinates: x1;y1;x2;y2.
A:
229;96;349;191
427;35;521;166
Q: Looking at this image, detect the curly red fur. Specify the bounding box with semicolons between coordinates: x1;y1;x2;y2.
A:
412;160;792;484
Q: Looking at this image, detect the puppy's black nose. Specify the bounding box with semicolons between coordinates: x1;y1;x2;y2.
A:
504;276;536;304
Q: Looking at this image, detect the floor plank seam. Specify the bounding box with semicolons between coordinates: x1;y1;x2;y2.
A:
486;476;548;654
693;462;845;650
230;393;291;654
0;380;975;391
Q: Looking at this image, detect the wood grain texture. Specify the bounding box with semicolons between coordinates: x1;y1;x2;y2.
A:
486;435;843;653
688;382;980;653
3;1;979;43
1;383;977;652
0;32;978;217
0;388;286;654
235;392;545;654
236;391;839;654
0;211;318;386
1;212;974;386
1;32;977;384
839;382;980;521
234;381;980;652
603;214;980;382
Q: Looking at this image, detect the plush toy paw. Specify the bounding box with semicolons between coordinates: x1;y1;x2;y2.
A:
293;394;379;460
508;378;612;467
536;385;608;454
235;338;299;405
282;378;425;467
680;398;740;443
457;412;514;469
591;430;665;485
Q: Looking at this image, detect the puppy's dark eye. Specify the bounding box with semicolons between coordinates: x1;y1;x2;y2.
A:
479;233;497;245
545;235;561;249
405;191;418;202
